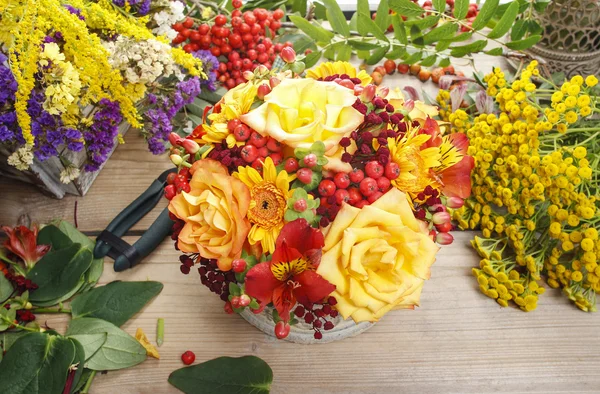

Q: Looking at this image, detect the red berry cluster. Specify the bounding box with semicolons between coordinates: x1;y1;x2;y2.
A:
294;296;338;340
16;309;35;323
232;116;283;172
3;273;38;294
197;257;237;302
172;3;290;90
164;167;192;200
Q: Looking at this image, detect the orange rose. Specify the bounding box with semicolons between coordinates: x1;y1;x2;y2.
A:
168;159;251;271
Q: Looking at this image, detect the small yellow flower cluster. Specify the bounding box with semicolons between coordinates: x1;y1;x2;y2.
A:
450;62;600;312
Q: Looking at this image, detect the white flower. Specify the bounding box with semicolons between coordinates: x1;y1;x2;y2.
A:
7;146;34;171
60;166;81;184
152;1;185;40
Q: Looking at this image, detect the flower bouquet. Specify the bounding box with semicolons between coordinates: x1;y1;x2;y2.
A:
165;57;474;341
0;0;214;197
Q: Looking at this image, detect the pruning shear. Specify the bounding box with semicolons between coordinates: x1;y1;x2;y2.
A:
93;168;177;272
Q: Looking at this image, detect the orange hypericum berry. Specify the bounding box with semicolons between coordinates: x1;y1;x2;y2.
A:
418;69;432;82
409;64;421;75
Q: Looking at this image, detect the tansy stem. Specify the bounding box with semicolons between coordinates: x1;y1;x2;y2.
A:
81;371;97;394
31;307;71;314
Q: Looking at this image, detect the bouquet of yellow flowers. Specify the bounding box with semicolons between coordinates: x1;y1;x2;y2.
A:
439;61;600;312
0;0;212;181
165;54;474;340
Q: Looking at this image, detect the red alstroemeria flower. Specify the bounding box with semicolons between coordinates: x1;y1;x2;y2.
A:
244;219;335;325
2;226;51;268
419;117;443;149
437;133;474;199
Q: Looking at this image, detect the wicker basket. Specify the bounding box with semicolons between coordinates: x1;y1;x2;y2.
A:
528;0;600;78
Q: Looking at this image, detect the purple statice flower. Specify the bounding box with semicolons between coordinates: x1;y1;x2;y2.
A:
83;99;122;171
112;0;125;7
192;50;219;92
63;5;85;20
137;0;151;15
0;56;18;105
147;137;166;154
44;36;56;43
0;125;14;142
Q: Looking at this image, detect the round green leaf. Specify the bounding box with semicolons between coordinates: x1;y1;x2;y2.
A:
168;356;273;394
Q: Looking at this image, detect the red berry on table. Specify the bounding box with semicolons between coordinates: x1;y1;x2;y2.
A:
181;351;195;365
272;9;284;20
303;153;317;168
241;145;259;163
365;161;384;179
354;200;369;208
367;191;383;203
314;331;323;340
274;321;291;339
349;168;365;183
233;124;251;141
296;168;313;184
232;259;247;273
182;17;194;28
198;24;209;35
228;119;241;132
257;84;272;100
284;158;299;173
376;176;391;192
334;172;350;189
249;131;267;147
239;294;251;307
232;0;242;8
435;221;453;233
258;146;269;158
384;59;396;75
180;182;191;193
397;63;410;74
251;158;263;171
359;177;378;197
324;321;334;330
335;189;350;204
293;198;307;212
231;296;241;308
172;22;183;32
215;14;227;26
348;187;362;205
164;185;177;200
384;162;400;180
318;180;336;197
224;301;234;314
166;172;177;185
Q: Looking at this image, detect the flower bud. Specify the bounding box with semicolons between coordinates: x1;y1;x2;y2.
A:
378;86;390;98
170;154;183;166
181;139;200;154
403;99;415;111
447;197;465;209
360;84;376;102
243;70;255;81
290;60;305;74
25;302;32;310
269;77;281;88
432;211;451;225
436;232;454;245
428;204;447;213
168;132;183;146
256;64;269;76
257;83;272;100
239;294;251;307
354;85;364;96
281;46;297;63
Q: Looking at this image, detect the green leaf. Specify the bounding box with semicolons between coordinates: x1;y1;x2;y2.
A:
389;0;425;17
169;356;273;394
510;19;527;41
68;333;107;362
320;0;350;37
70;281;163;327
66;318;147;371
403;51;423;64
505;34;541;50
433;0;446;12
38;225;72;250
533;0;551;13
420;54;437;67
336;44;352;61
288;15;334;43
435;39;452;51
438;57;451;67
0;331;28;353
405;15;439;30
453;0;469;19
27;244;93;304
348;39;381;50
291;0;307;14
386;46;407;59
423;22;458;44
303;50;322;68
197;88;225;105
450;31;473;42
471;0;499;30
356;0;371;36
0;308;16;331
0;333;76;394
487;1;519;39
374;0;390;30
366;46;390;65
358;10;389;42
68;338;86;394
0;273;13;304
313;1;327;19
391;14;408;45
526;19;543;36
485;47;504;56
450;39;488;57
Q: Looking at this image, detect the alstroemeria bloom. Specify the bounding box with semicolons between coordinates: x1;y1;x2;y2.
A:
240;78;364;155
2;225;50;268
244;219;335;324
317;188;439;323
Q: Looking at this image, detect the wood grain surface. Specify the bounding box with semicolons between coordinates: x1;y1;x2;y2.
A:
2;55;598;394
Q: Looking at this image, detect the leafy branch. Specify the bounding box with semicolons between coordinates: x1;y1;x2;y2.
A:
288;0;544;68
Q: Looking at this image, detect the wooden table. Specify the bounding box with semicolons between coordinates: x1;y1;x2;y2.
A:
1;57;599;394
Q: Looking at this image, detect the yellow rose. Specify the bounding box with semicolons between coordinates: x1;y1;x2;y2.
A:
240;78;364;155
168;159;251;271
317;188;439;322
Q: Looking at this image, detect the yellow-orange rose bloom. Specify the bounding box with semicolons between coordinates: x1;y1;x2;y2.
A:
240;78;364;155
168;159;251;271
317;188;439;322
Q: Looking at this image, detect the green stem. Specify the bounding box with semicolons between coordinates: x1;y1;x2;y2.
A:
81;370;97;394
0;316;40;332
0;255;27;277
31;307;71;314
